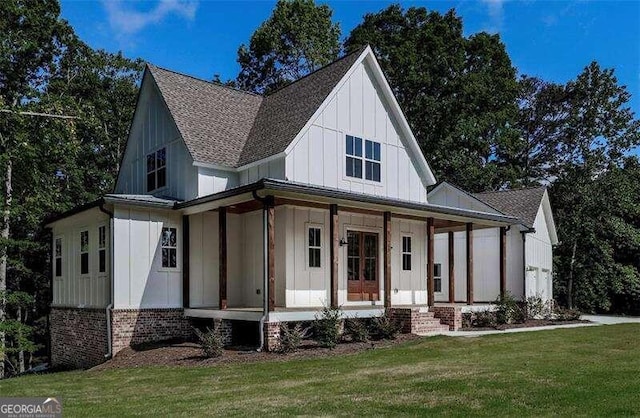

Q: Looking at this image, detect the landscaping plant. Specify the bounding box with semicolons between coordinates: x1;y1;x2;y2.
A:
313;305;343;348
193;326;224;358
279;323;309;353
371;312;402;340
344;317;370;342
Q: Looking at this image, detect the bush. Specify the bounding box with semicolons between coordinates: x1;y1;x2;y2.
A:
495;292;524;324
526;294;553;319
313;305;343;349
461;313;474;329
472;310;497;328
344;317;370;342
279;323;309;353
371;312;402;340
554;307;581;321
193;326;224;358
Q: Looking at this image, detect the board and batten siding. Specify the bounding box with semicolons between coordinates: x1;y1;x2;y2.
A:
285;60;428;203
115;72;197;201
525;205;553;300
51;208;111;308
112;206;183;309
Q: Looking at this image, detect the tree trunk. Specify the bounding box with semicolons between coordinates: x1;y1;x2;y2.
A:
0;157;11;379
567;240;577;309
16;306;24;374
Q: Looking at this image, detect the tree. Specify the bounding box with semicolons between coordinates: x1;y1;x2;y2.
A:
345;5;519;191
236;0;341;94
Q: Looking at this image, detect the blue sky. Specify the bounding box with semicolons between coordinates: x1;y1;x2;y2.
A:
60;0;640;122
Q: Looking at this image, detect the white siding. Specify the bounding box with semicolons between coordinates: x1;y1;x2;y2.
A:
51;208;111;308
391;219;428;305
196;167;239;197
115;73;198;200
428;184;500;214
525;205;554;300
238;157;286;186
112;206;183;309
285;60;429;203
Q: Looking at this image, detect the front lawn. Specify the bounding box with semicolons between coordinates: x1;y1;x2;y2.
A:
2;324;639;416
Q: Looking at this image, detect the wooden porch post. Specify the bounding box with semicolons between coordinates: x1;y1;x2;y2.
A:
466;223;474;305
500;226;507;299
427;217;435;307
218;207;228;310
448;231;455;304
182;215;190;308
384;211;392;308
330;204;339;308
267;204;276;312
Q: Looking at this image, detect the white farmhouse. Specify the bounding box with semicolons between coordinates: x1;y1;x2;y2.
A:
46;46;556;369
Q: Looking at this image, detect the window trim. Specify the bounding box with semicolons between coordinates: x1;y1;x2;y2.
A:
97;224;107;275
401;235;412;271
305;223;323;270
160;226;179;270
343;133;383;185
54;236;63;278
79;229;90;276
146;146;168;193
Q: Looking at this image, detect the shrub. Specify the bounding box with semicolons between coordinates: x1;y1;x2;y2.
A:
526;294;553;320
279;323;309;353
555;307;581;321
344;317;370;342
472;310;497;328
371;312;402;340
461;313;474;329
193;326;224;358
313;305;343;349
495;292;523;324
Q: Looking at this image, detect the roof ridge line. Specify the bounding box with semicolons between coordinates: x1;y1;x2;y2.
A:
474;185;546;195
146;63;262;98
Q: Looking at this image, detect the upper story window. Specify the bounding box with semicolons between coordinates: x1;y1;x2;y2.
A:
345;135;381;182
308;226;322;268
98;225;107;274
147;147;167;192
54;237;63;277
161;227;177;268
80;230;89;275
402;236;411;271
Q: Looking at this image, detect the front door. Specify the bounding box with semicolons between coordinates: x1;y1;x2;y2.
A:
347;230;380;301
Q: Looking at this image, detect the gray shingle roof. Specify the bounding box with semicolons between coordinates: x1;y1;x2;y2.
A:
147;47;364;168
473;187;546;227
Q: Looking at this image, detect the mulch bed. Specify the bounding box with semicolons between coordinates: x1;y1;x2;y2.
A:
460;319;591;332
91;334;420;371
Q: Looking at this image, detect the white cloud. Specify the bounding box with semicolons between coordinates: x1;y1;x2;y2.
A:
102;0;198;36
481;0;505;33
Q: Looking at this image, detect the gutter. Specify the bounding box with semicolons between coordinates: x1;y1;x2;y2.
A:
99;203;115;360
252;190;273;351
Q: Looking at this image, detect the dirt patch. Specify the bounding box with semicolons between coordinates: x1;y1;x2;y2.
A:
460;319;591;332
91;334;420;371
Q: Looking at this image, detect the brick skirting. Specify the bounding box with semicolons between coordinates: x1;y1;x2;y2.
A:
263;322;281;352
111;308;192;355
430;306;463;331
387;307;450;334
50;307;108;369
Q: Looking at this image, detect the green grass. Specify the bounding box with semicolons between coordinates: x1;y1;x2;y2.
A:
2;324;639;417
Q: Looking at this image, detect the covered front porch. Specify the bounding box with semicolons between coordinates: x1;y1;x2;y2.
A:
177;179;517;330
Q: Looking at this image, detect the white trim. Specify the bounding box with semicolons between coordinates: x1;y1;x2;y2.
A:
97;224;108;276
159;225;180;271
53;235;63;279
79;229;90;277
401;234;412;271
541;190;559;245
305;223;324;270
341;132;384;187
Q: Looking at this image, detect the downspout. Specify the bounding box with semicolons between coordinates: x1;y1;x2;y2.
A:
252;190;271;351
99;202;114;359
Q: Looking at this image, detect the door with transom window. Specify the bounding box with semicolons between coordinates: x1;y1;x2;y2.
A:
347;230;380;301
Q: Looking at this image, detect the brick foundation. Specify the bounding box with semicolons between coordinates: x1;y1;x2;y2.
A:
50;308;108;369
263;322;281;352
111;308;192;355
387;307;450;334
431;306;463;331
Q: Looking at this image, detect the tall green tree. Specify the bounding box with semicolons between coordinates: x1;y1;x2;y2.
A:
236;0;341;94
345;5;519;191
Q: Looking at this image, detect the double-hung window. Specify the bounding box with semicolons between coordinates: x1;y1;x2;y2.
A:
308;226;322;268
146;147;167;192
161;227;177;268
98;225;107;274
434;263;442;293
402;236;412;271
80;230;89;275
345;135;381;182
54;237;63;277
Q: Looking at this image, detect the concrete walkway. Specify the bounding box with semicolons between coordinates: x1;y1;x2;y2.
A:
417;314;640;338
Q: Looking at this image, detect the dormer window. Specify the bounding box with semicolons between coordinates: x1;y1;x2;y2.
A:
147;147;166;192
346;135;381;182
